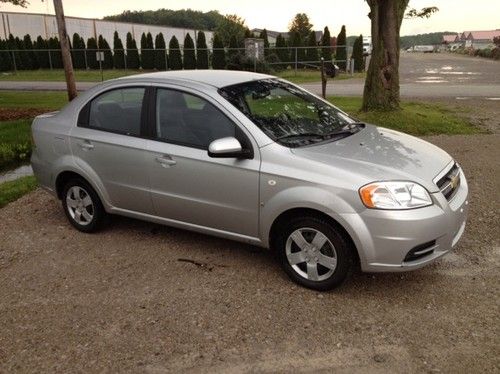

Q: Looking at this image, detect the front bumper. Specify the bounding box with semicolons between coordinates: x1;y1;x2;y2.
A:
341;169;469;272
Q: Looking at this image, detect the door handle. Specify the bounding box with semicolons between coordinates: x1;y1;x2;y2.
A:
155;155;177;167
78;140;94;150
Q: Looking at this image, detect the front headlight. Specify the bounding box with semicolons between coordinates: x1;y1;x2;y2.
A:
359;181;432;210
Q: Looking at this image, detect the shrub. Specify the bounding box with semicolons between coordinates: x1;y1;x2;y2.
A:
34;36;50;69
154;33;167;70
352;34;365;72
168;36;182;70
275;33;288;69
211;33;226;69
305;30;318;64
23;34;38;69
183;33;196;69
113;31;125;69
98;35;113;69
126;32;140;69
336;25;347;70
48;37;62;69
72;33;86;69
321;26;332;61
0;39;12;71
86;37;98;69
140;32;154;69
196;31;208;69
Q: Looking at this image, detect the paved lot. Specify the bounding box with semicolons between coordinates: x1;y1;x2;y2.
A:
1;129;499;372
1;53;499;98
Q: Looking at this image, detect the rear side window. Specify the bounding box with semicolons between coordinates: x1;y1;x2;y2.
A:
86;87;146;136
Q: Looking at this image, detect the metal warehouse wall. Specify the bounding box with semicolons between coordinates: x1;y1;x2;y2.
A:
0;11;213;47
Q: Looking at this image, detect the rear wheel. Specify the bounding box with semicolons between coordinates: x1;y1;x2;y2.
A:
276;216;352;291
62;178;106;233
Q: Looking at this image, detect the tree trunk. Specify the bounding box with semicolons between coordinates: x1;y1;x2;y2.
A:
362;0;408;111
53;0;77;101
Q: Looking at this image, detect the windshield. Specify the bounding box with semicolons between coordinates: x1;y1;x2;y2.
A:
219;79;359;147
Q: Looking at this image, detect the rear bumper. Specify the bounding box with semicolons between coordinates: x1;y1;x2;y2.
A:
31;150;56;195
340;169;469;272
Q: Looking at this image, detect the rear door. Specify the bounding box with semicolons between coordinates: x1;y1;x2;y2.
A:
146;86;261;237
70;86;154;214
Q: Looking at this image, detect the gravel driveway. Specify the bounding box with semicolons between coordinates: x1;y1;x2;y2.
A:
0;134;499;373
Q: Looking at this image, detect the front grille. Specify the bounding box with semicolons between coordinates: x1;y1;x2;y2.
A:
404;240;437;262
436;163;460;200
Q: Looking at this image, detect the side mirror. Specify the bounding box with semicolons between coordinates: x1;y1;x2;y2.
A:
208;137;251;159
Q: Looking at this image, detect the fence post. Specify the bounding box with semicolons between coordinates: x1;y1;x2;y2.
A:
320;57;326;99
350;58;354;75
10;50;17;74
84;49;88;70
124;49;127;71
294;47;298;75
48;49;53;70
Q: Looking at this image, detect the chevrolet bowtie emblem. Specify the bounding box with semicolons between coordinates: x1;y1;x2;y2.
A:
450;174;459;189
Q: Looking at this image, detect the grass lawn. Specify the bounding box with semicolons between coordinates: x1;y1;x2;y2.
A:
0;91;68;110
0;175;38;208
0;69;363;84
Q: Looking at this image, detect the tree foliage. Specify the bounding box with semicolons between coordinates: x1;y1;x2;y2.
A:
183;33;196;69
23;34;38;69
352;35;365;72
215;14;246;47
336;25;347;70
259;29;270;56
34;36;49;69
113;31;125;69
321;26;332;61
154;33;167;70
104;8;225;31
289;13;313;41
98;35;113;69
211;33;226;69
72;33;86;69
0;38;12;71
86;37;98;69
126;32;140;69
305;30;318;63
275;33;289;68
168;35;182;70
195;31;208;69
140;32;154;69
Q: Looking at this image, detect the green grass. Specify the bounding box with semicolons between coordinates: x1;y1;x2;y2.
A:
276;69;365;83
329;97;479;136
0;68;363;84
0;119;32;171
0;175;38;208
0;90;68;110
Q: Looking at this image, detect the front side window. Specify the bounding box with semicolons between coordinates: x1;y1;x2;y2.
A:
155;88;237;149
219;79;360;147
87;87;145;136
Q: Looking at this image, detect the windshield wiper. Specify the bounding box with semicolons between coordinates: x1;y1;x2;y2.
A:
275;132;326;142
326;122;365;137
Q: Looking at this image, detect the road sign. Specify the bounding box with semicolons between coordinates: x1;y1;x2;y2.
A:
96;51;104;61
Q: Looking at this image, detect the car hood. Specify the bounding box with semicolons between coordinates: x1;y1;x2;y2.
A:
291;125;452;193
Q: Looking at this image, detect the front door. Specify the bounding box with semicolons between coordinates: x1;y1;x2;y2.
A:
146;87;260;237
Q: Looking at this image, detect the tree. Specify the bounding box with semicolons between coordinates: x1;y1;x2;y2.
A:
15;36;29;70
195;31;208;69
289;32;305;67
140;33;155;69
352;35;365;72
23;34;38;69
98;35;113;69
321;26;332;61
86;37;98;69
34;36;50;69
0;39;13;71
362;1;438;111
289;13;313;41
113;31;125;69
211;33;226;69
48;37;63;69
275;33;288;68
168;35;182;70
227;34;243;70
215;14;246;46
183;33;196;69
336;25;347;70
154;33;167;70
72;33;86;69
6;34;21;70
126;32;140;69
305;30;318;63
259;29;270;57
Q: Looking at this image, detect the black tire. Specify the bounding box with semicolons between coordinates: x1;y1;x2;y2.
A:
61;178;107;233
275;215;352;291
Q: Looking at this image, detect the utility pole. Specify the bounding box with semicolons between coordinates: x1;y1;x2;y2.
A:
53;0;77;101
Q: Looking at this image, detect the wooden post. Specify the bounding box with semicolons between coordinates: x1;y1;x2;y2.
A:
320;57;327;99
53;0;77;101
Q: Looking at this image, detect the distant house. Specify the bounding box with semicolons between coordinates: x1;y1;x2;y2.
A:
251;28;323;46
465;30;500;49
441;34;461;50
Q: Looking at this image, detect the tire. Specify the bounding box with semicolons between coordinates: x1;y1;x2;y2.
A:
276;215;352;291
62;178;107;233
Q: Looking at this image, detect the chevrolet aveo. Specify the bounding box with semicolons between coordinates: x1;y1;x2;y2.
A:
31;71;469;290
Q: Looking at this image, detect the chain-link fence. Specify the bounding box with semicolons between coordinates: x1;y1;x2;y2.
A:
0;45;361;75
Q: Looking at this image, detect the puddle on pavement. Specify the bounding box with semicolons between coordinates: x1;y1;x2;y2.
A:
0;164;33;183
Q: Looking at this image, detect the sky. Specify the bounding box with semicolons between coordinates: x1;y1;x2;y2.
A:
1;0;499;36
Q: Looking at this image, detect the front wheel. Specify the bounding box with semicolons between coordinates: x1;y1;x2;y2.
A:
276;216;352;291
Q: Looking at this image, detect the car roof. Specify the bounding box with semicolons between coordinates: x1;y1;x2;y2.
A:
116;70;274;89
